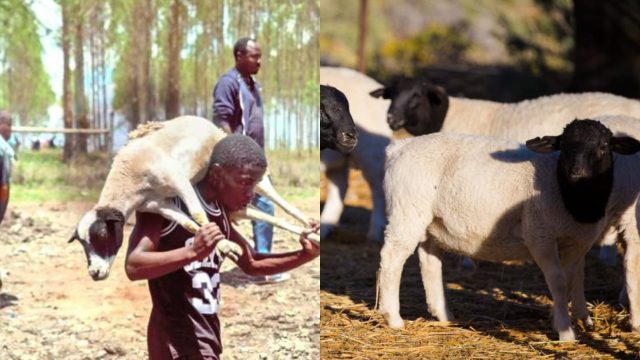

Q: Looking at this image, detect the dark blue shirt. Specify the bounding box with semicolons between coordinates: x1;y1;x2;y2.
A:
212;68;265;148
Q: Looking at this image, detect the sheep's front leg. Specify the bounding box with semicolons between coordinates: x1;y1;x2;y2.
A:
528;240;575;341
568;256;592;327
418;239;453;321
379;216;427;328
142;200;201;233
162;172;210;228
150;202;243;262
320;165;349;240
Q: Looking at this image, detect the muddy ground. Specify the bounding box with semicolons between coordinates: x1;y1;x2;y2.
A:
321;169;640;359
0;198;319;360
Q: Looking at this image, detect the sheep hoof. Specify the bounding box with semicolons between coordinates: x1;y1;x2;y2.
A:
216;239;243;262
184;221;200;234
193;213;209;226
383;313;405;329
558;328;576;341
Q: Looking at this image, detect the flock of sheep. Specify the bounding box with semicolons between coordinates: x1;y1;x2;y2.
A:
320;66;640;340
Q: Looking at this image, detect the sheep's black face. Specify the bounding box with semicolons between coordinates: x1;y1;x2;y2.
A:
557;120;615;183
70;208;125;281
320;85;358;154
370;78;449;136
526;119;640;223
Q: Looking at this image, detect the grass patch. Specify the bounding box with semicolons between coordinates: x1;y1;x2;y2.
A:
11;149;111;203
9;147;319;204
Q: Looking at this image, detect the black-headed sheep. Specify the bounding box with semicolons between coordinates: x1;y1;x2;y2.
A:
379;119;640;340
320;85;358;153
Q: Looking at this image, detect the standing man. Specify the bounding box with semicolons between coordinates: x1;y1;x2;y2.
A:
212;37;285;283
125;134;320;359
0;111;14;224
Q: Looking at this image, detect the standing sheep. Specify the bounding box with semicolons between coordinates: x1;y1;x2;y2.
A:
379;119;640;340
320;67;391;242
371;79;640;264
320;85;358;153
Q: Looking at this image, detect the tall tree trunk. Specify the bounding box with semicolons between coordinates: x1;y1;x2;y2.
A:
165;0;183;119
62;1;73;162
74;1;88;154
357;0;368;73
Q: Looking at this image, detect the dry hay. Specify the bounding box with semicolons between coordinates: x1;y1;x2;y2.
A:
320;170;640;359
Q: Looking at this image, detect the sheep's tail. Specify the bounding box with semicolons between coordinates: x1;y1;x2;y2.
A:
128;121;165;140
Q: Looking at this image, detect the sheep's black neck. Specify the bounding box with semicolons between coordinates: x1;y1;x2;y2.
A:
557;165;613;224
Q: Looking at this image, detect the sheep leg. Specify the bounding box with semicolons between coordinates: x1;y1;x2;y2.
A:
169;176;210;227
418;239;454;321
597;226;618;267
624;229;640;332
256;175;311;227
568;256;592;327
153;203;243;262
234;206;320;245
360;154;386;242
527;240;575;341
378;216;427;328
320;165;349;240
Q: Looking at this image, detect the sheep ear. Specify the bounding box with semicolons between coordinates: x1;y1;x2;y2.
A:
526;136;560;153
612;136;640;155
369;87;387;99
427;85;447;105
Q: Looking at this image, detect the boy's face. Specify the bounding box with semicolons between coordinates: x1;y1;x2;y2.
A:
211;163;265;212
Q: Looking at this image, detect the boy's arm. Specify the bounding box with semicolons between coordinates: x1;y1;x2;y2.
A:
125;212;225;281
230;226;319;276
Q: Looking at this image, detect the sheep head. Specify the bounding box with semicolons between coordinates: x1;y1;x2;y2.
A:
70;207;125;281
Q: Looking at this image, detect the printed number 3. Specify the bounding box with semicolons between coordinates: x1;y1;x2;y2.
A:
192;272;218;314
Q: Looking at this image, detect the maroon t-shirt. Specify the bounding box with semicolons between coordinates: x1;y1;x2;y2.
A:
147;188;231;360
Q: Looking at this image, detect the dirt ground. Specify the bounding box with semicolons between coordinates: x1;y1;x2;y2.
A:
0;196;319;360
321;170;640;359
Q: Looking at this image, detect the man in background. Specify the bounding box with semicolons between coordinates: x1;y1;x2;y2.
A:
212;37;288;284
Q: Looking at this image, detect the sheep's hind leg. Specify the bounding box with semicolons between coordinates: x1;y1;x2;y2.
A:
418;239;454;321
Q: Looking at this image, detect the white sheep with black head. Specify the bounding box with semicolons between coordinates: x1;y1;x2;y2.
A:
379;119;640;340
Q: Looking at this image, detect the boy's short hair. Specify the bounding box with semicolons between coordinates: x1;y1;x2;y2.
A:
210;134;267;170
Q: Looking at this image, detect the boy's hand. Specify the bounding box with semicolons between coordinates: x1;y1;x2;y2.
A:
300;230;320;258
191;223;226;260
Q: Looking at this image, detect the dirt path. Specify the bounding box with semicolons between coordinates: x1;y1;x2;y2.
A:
0;199;319;360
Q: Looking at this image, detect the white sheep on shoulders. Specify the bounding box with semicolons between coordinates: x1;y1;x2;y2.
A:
72;115;316;280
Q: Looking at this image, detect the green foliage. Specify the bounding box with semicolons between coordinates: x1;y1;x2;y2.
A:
0;0;55;125
499;0;573;75
266;148;320;201
377;23;471;75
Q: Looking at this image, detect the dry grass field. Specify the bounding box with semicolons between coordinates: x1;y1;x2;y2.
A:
321;169;640;359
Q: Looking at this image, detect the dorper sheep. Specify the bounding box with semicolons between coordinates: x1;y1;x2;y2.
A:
71;115;315;280
320;66;391;242
320;84;358;153
372;78;640;264
379;119;640;340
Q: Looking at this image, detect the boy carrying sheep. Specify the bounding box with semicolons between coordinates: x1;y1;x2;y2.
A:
124;134;320;359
